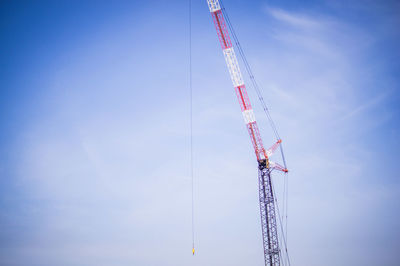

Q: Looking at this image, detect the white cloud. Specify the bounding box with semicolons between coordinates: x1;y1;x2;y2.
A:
266;7;323;29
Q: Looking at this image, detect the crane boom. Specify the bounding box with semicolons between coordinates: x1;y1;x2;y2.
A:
206;1;285;265
207;0;267;161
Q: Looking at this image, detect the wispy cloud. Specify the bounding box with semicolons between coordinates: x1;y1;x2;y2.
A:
338;91;391;122
266;7;322;29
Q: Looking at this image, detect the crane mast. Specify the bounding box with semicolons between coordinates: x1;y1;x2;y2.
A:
206;1;287;265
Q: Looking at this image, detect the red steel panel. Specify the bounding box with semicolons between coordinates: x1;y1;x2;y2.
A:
211;10;232;50
235;85;252;111
247;122;266;161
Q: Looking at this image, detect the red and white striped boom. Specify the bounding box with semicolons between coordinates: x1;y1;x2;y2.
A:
207;0;268;161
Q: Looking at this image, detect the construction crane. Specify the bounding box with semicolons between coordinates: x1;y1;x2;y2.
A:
205;1;289;265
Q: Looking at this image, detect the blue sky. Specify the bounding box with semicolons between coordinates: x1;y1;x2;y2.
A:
1;0;399;265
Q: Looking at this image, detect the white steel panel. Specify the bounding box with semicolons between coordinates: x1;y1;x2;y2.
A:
242;109;256;124
207;0;221;12
223;47;244;87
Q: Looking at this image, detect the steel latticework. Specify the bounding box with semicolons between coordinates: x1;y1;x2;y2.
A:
206;1;288;265
258;160;280;265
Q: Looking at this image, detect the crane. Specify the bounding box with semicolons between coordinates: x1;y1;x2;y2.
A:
205;1;289;265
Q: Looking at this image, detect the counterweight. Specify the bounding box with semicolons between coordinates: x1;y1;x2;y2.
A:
206;1;288;265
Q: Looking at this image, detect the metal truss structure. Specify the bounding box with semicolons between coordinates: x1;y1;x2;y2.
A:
258;159;280;265
205;1;288;265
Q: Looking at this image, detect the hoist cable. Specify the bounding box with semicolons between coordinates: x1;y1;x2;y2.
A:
272;181;292;266
189;0;195;256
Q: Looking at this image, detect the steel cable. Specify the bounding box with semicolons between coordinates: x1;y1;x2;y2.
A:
189;0;195;256
219;0;290;263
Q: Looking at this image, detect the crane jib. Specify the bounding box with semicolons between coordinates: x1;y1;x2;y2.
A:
208;3;266;161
